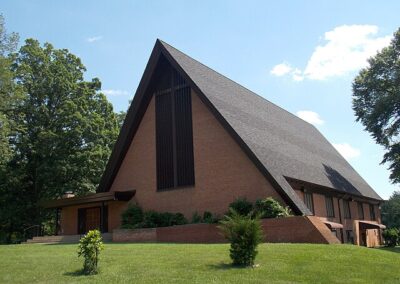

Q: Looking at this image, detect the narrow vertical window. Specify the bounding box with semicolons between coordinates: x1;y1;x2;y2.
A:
358;202;364;220
304;191;314;214
155;67;195;190
369;204;376;221
343;200;351;219
325;196;335;218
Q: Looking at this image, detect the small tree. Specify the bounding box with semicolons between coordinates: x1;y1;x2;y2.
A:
219;209;263;267
78;230;104;275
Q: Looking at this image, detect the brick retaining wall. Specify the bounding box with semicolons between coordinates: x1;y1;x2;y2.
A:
112;216;340;244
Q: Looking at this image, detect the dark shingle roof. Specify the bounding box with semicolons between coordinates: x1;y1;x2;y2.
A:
98;40;382;216
159;40;382;202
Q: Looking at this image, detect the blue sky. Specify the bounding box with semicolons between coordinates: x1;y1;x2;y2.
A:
2;0;400;199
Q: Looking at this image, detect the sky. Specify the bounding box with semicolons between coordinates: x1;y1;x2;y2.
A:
2;0;400;199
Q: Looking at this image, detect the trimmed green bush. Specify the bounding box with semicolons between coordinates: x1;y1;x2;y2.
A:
255;197;292;218
191;212;202;223
219;209;263;267
229;197;253;216
121;204;143;229
382;228;399;247
78;229;104;275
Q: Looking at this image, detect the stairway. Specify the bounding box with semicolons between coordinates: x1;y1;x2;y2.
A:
22;233;113;244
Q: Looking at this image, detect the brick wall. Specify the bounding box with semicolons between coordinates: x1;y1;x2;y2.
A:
112;216;340;244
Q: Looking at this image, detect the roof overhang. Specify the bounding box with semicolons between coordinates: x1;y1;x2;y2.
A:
358;220;386;229
40;190;136;209
322;220;344;229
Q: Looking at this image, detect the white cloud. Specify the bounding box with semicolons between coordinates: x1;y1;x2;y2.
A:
296;111;324;125
271;25;392;81
270;62;293;76
86;36;103;43
102;89;129;97
333;143;361;160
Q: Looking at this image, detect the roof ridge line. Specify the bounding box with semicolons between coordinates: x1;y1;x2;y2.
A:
158;40;315;129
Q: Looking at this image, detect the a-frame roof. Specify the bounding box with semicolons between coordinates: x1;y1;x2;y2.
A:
97;39;382;215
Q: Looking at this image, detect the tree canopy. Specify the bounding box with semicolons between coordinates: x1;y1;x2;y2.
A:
381;191;400;229
352;28;400;183
0;33;120;242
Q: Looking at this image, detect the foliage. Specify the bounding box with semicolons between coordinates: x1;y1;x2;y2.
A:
0;37;120;242
203;211;220;224
382;228;399;247
121;204;143;229
191;211;202;223
77;229;104;275
352;27;400;183
228;197;253;216
219;209;263;266
121;206;188;229
381;190;400;229
254;197;292;218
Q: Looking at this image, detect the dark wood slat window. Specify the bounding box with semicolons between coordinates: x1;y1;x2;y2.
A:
155;93;175;189
343;200;351;219
369;204;376;221
304;192;314;214
155;67;195;190
358;202;364;220
325;196;335;218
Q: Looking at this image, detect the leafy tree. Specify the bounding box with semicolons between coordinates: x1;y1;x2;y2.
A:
78;229;104;275
0;39;119;242
382;191;400;229
352;28;400;183
0;14;19;167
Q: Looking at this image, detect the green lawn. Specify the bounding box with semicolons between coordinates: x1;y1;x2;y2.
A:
0;243;399;283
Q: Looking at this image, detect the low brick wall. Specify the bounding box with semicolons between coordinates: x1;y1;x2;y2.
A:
113;228;156;242
112;216;340;244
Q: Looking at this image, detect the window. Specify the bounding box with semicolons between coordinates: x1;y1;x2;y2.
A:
343;199;351;219
155;68;195;190
325;196;335;217
358;202;364;220
346;230;354;244
369;204;376;221
304;191;314;214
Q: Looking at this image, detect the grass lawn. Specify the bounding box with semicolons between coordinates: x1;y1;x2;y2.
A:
0;243;399;283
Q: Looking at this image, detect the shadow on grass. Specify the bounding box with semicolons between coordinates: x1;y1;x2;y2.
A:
207;262;254;270
64;269;101;277
63;269;86;277
377;246;400;254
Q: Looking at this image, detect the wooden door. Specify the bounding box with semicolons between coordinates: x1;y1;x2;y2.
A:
85;207;101;232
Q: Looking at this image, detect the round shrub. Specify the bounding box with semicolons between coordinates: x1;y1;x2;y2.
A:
219;209;263;267
382;228;399;247
255;197;292;218
121;204;143;228
229;197;254;216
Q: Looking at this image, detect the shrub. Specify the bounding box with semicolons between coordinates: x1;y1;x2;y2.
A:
382;228;399;247
138;211;188;228
229;197;253;216
203;211;220;224
219;209;263;267
78;229;104;275
255;197;292;218
191;211;202;223
121;204;143;228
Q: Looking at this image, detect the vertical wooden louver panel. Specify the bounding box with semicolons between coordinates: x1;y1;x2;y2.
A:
174;86;195;187
155;92;174;190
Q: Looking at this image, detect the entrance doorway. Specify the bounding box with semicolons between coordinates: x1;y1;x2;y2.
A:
78;206;108;234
